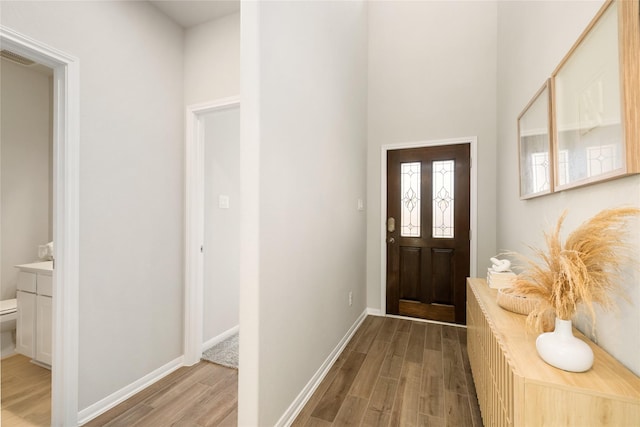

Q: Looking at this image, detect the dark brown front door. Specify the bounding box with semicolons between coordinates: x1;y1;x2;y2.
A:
386;144;470;324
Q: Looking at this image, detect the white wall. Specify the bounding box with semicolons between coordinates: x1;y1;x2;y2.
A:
184;12;240;105
203;107;240;342
367;1;498;310
0;58;52;301
496;0;640;375
243;1;368;424
1;1;185;410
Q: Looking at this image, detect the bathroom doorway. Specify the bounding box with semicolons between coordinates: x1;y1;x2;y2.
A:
0;51;54;426
0;27;80;426
184;97;240;366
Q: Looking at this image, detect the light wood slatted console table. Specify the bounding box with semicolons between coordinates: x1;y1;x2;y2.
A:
466;277;640;426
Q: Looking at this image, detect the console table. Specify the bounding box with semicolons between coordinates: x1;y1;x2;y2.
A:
466;277;640;426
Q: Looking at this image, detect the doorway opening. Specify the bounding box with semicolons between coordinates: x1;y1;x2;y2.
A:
0;26;80;426
184;97;240;366
380;137;477;324
1;49;54;426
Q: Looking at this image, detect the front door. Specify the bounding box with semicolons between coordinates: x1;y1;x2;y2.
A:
386;144;470;324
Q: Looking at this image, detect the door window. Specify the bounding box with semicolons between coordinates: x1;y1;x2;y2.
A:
432;160;455;238
400;162;421;237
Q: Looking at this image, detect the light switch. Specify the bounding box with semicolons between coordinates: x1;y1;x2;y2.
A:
219;195;230;209
357;198;364;211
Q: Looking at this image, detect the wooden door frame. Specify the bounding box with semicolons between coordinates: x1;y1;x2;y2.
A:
184;96;240;366
380;137;478;318
0;26;80;425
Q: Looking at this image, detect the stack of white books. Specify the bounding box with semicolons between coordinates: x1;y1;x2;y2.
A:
487;268;516;289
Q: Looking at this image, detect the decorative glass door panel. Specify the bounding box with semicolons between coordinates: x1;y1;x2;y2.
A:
400;162;421;237
432;160;455;238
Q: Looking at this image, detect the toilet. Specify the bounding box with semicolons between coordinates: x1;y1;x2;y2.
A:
0;298;17;358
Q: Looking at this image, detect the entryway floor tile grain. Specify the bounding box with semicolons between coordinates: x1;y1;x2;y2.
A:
293;316;482;427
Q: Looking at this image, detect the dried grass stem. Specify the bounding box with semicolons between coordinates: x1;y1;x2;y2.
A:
511;207;639;332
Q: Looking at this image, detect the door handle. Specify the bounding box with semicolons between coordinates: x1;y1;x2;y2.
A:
387;217;395;233
388;237;395;244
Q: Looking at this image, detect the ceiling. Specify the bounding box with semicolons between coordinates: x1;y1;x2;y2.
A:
149;0;240;28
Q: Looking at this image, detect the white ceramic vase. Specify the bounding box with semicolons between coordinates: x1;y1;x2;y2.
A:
536;317;594;372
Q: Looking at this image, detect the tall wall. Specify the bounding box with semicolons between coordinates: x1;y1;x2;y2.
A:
240;1;369;424
0;1;185;409
184;12;240;105
366;1;498;310
496;0;640;375
0;58;52;301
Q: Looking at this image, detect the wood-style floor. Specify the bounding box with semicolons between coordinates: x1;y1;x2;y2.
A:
85;362;237;427
1;354;51;426
292;315;482;427
11;315;481;427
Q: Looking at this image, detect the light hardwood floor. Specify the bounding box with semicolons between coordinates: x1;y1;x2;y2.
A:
1;354;51;426
292;315;482;427
85;361;237;427
48;315;480;427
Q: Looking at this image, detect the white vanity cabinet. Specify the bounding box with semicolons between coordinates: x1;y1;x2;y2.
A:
15;262;53;367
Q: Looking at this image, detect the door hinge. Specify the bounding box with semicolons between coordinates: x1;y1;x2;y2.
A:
469;229;472;241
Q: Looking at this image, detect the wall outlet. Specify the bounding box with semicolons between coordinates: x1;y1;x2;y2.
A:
349;291;353;306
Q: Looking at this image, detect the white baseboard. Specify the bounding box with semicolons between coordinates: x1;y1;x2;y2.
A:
275;309;369;427
77;355;184;425
202;324;239;352
367;307;383;316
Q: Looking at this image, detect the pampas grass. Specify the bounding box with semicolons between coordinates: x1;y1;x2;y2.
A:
511;207;640;332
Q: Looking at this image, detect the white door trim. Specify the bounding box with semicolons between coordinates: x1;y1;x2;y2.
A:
0;26;80;425
380;137;478;317
184;96;240;366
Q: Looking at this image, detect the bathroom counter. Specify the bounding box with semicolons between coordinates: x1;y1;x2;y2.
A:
15;261;53;275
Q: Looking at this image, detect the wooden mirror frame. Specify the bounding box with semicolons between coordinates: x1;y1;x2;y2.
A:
551;0;640;192
517;80;553;199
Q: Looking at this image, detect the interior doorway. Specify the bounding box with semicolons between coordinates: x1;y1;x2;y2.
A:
0;26;80;426
184;97;240;365
1;50;54;426
380;137;478;325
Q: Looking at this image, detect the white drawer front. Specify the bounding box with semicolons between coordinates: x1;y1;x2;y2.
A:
37;274;53;297
17;272;37;293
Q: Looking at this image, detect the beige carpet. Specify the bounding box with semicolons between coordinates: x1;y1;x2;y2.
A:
202;333;238;369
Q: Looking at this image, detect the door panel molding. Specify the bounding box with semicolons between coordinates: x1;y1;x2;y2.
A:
399;300;455;323
380;137;478;320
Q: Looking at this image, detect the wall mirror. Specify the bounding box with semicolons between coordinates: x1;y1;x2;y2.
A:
552;0;639;191
518;81;552;199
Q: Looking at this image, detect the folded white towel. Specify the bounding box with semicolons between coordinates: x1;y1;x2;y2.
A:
490;257;511;272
